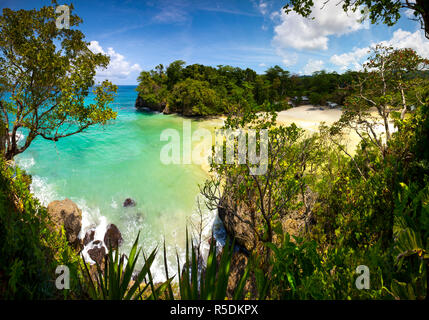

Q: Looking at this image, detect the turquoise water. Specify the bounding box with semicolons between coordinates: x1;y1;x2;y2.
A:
15;86;220;279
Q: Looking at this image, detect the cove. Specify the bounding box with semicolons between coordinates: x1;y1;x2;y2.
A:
15;85;221;281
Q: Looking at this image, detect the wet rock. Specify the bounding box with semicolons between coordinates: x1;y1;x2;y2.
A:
123;198;136;207
88;246;106;265
104;224;123;249
83;229;95;246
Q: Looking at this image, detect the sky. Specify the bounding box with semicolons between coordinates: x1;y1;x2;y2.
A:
1;0;428;84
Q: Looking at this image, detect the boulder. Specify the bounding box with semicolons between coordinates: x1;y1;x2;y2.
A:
87;245;106;265
104;224;123;249
83;228;95;246
47;199;82;247
123;198;136;207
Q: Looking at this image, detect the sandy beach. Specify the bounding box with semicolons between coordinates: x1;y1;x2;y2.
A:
275;105;343;130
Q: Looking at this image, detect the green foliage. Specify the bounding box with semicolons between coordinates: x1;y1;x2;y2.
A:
81;232;173;300
0;158;81;299
168;78;220;116
0;2;117;160
136;61;354;116
263;232;392;300
176;231;249;300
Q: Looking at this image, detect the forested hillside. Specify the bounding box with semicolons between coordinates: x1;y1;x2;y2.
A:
135;62;358;116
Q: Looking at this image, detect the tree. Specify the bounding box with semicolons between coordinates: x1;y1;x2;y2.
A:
201;112;322;266
0;3;117;161
283;0;429;39
333;45;429;157
168;78;219;116
166;60;185;89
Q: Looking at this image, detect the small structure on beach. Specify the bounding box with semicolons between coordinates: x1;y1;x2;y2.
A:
326;101;339;109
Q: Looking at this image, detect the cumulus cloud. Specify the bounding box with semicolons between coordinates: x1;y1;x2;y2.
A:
330;47;370;71
302;59;325;75
88;41;142;81
330;29;429;71
380;29;429;58
272;0;367;51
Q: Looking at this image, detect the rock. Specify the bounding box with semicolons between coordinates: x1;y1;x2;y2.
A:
123;198;136;207
218;194;257;252
87;245;106;265
104;224;123;249
47;199;82;247
83;229;95;246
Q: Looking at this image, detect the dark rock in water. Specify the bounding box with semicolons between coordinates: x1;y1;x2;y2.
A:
123;198;136;207
83;229;95;246
93;240;101;245
88;245;106;265
104;224;123;249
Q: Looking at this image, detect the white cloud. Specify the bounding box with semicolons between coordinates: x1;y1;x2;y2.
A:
380;29;429;58
258;1;268;15
88;41;142;81
272;0;368;51
330;29;429;71
302;59;325;75
259;63;267;67
330;47;370;71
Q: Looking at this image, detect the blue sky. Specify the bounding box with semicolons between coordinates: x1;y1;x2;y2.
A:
1;0;428;84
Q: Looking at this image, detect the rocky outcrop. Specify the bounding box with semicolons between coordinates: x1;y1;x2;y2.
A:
47;198;82;247
217;195;257;252
104;224;123;250
218;184;317;252
135;95;167;113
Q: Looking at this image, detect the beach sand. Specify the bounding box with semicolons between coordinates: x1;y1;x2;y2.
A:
275;105;362;153
276;105;343;130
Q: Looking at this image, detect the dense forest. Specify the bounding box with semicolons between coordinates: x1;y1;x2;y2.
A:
135;61;358;116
